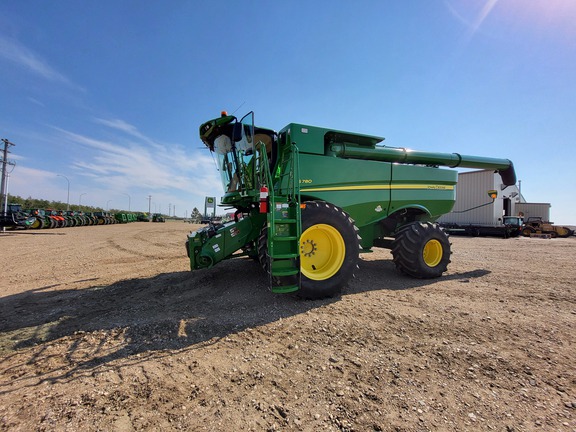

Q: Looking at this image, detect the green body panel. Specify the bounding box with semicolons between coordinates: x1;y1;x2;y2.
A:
287;123;384;155
387;164;458;219
296;154;457;225
188;113;516;272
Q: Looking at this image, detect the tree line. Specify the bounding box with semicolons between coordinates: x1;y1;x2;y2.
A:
8;195;124;213
9;195;207;222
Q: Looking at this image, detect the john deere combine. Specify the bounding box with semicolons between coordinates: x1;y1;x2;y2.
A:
186;112;516;299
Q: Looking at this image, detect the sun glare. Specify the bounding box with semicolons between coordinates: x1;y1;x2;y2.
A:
446;0;576;38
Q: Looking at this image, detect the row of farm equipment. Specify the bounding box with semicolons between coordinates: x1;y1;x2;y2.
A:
0;204;150;229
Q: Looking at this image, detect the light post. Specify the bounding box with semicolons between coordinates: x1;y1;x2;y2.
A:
57;174;70;210
106;199;112;211
121;193;131;211
79;193;87;209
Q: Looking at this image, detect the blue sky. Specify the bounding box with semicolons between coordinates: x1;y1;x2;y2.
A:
1;1;575;222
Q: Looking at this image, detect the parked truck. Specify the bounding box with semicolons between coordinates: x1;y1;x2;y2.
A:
185;112;516;299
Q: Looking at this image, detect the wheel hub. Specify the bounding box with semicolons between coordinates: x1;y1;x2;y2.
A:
423;239;442;267
300;239;317;257
300;224;345;280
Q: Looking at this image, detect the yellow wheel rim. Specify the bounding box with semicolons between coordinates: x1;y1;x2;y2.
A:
423;239;443;267
300;224;345;280
32;219;41;229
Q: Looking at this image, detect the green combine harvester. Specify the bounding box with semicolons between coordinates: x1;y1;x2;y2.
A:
186;111;516;299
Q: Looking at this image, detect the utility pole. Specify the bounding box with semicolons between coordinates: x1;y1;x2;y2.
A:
1;139;16;215
148;195;152;215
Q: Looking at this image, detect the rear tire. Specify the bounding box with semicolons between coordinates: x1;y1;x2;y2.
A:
392;222;451;278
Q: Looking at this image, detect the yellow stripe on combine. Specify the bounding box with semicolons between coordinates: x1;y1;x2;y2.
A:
300;184;454;192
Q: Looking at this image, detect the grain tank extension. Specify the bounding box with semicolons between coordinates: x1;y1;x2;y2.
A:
186;112;516;299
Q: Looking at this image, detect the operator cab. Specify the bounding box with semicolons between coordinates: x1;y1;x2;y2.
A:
200;112;277;198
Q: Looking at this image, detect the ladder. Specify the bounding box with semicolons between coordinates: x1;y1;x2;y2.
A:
266;143;302;293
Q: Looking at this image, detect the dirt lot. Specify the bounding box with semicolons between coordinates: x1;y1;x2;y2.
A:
0;221;574;431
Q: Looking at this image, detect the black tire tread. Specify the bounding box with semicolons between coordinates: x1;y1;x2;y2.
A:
391;221;451;279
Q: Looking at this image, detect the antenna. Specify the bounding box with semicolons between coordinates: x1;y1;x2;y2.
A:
231;101;246;115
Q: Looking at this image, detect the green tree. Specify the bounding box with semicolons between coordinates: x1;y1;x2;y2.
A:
190;207;202;223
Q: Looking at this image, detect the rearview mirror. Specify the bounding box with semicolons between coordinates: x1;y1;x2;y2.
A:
232;123;243;142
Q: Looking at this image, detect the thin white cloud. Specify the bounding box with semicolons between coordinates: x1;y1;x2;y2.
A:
6;153;25;161
92;117;157;145
55;126;219;195
92;117;217;171
0;35;81;90
6;166;61;202
27;97;45;107
7;125;222;214
93;118;140;135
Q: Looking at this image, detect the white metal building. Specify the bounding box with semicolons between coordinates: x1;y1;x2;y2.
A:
438;169;527;226
516;202;551;221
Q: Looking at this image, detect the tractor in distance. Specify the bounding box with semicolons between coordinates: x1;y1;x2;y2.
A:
186;111;517;299
152;213;165;223
521;217;573;238
0;204;36;229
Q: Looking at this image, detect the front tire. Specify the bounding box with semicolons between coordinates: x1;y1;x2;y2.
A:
297;201;359;299
392;222;451;279
257;201;360;299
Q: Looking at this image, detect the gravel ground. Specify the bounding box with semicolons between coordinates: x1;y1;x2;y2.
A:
0;221;574;431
